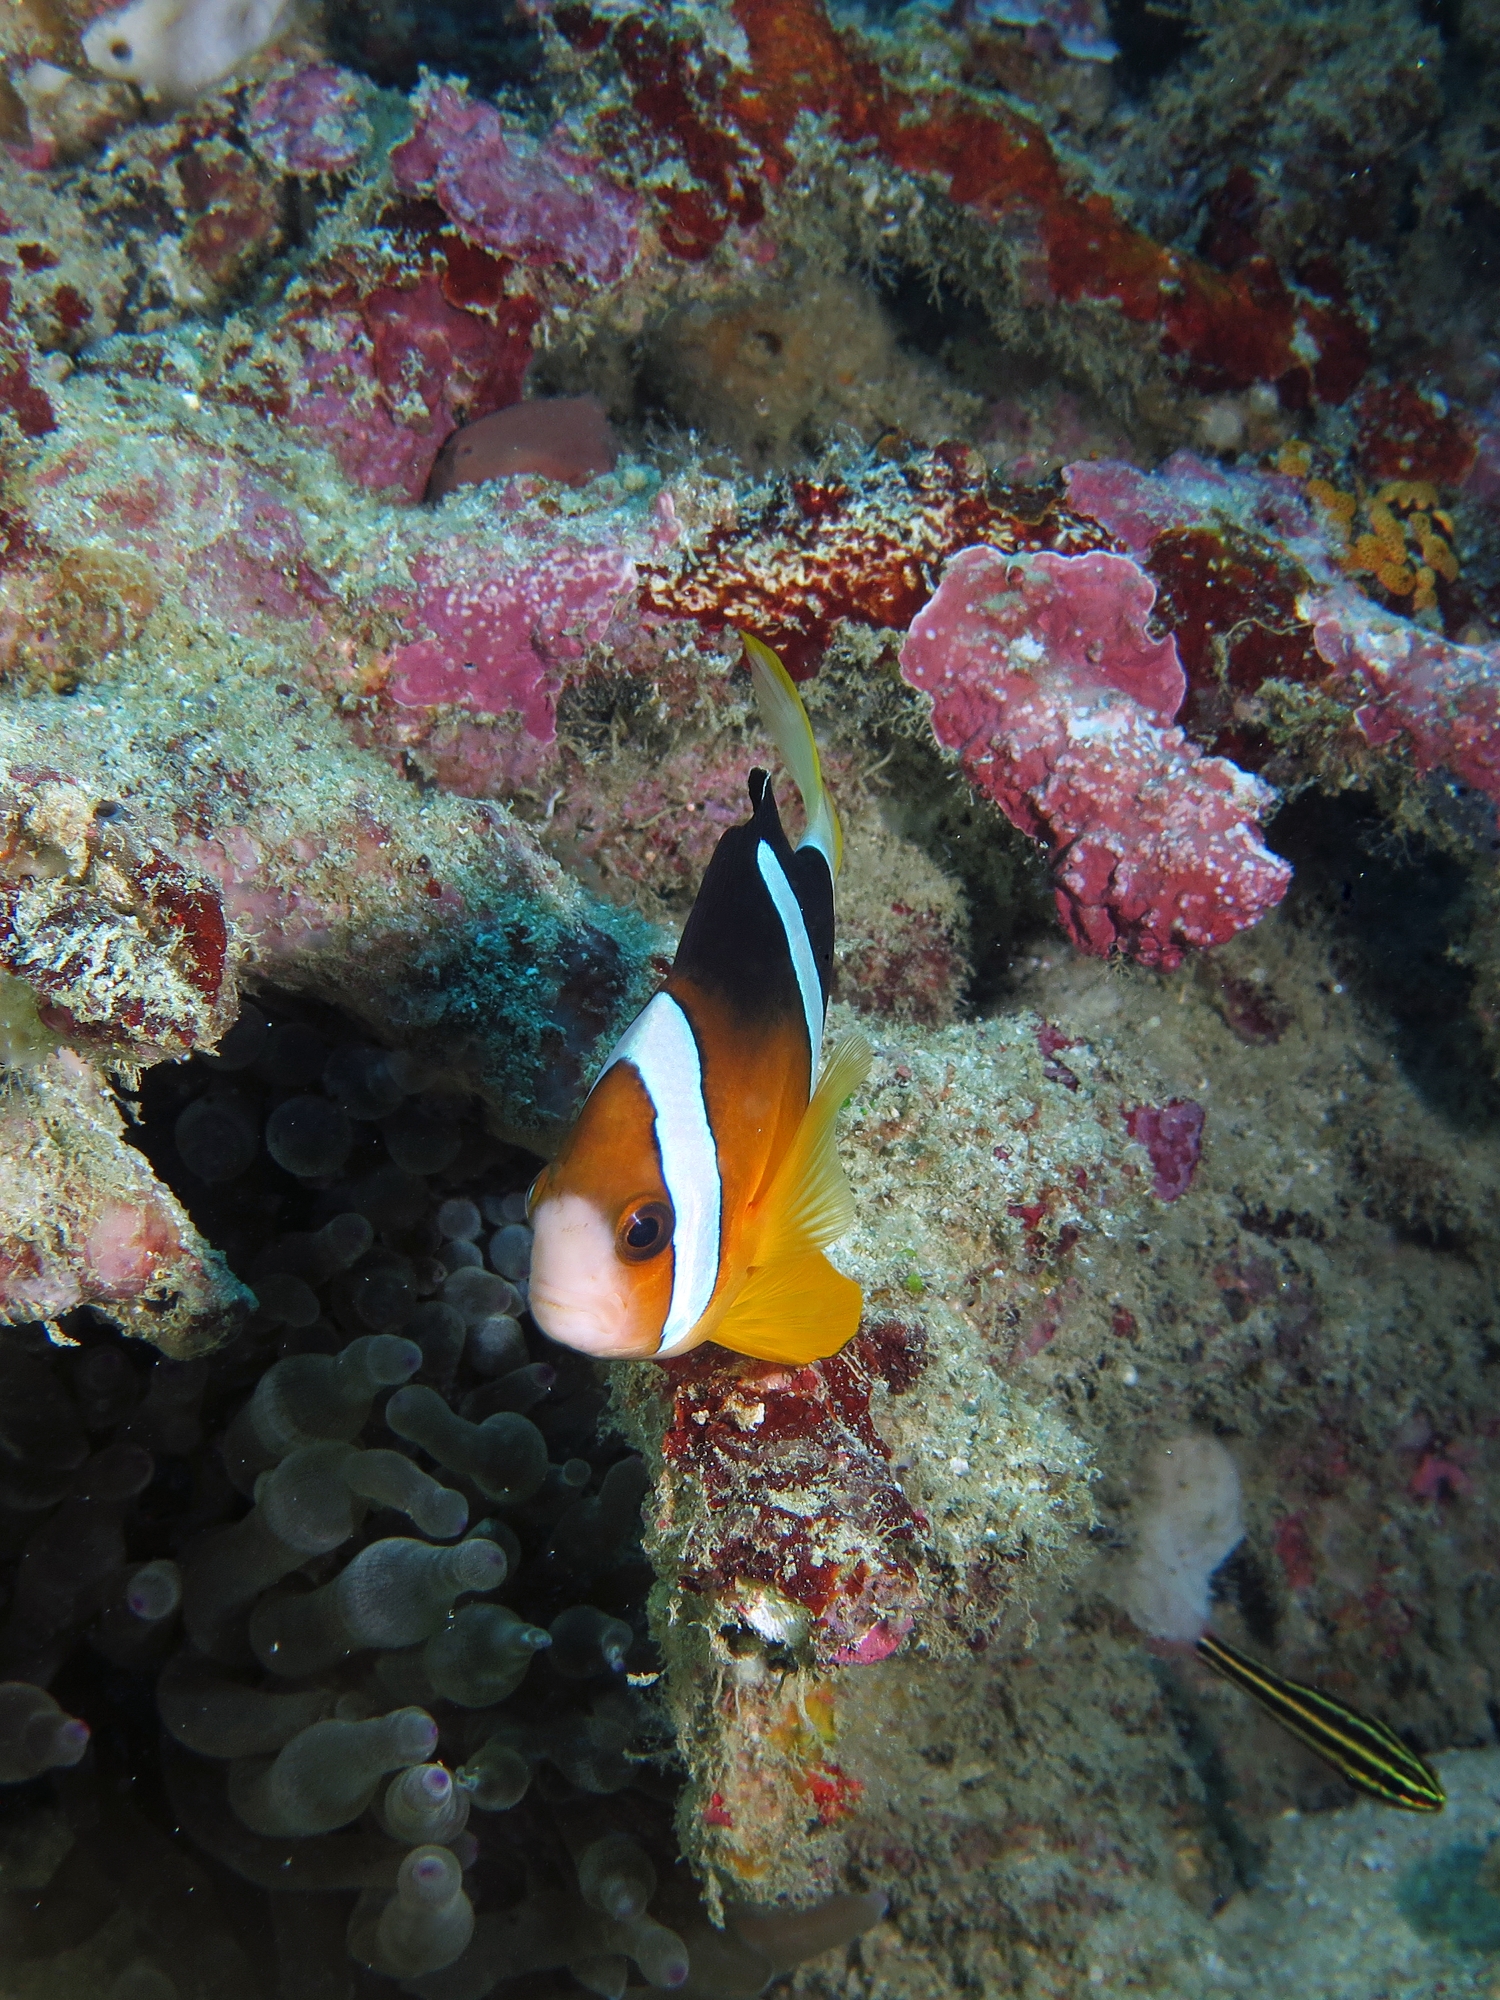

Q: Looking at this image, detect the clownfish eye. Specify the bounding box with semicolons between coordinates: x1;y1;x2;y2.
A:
616;1200;673;1263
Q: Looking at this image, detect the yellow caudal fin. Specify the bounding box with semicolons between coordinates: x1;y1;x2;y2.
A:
740;630;843;878
710;1029;871;1363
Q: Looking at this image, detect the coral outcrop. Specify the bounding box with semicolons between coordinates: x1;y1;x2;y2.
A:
611;1002;1176;1900
900;546;1292;966
0;1049;250;1353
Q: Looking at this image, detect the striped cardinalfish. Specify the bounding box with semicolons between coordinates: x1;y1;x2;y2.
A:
527;633;871;1364
1196;1631;1445;1812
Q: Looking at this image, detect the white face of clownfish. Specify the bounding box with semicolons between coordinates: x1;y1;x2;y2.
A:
526;1183;673;1357
528;992;714;1360
528;632;872;1368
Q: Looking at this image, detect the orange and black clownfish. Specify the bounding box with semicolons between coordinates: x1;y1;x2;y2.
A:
527;633;871;1364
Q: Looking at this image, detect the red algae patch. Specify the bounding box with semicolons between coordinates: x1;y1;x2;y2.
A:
1124;1098;1206;1202
657;1337;924;1671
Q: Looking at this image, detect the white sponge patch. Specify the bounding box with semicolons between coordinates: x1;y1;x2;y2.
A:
1117;1433;1245;1642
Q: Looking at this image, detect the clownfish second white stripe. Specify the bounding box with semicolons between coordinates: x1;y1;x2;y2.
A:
756;840;826;1092
527;632;871;1363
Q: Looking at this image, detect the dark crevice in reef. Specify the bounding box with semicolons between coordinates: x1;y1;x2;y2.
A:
1101;0;1201;94
873;266;998;375
324;0;546;99
1148;1659;1267;1899
1212;1542;1280;1653
873;262;1094;416
1420;0;1465;44
1269;791;1500;1133
0;988;704;1997
866;708;1059;1014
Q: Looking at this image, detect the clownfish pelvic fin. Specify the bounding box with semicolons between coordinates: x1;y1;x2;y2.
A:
708;1028;871;1364
740;630;843;879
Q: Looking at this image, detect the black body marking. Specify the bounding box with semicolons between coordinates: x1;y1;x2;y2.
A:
673;771;834;1026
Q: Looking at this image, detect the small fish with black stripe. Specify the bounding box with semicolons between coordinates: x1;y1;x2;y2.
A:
1196;1629;1445;1812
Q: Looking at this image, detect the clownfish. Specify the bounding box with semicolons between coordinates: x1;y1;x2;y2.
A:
527;633;871;1363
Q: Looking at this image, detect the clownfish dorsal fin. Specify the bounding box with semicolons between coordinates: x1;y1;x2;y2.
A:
741;631;843;880
709;1029;871;1363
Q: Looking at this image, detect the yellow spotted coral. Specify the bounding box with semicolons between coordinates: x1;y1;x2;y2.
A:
1295;461;1460;614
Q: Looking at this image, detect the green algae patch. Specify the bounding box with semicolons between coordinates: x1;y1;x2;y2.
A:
410;886;660;1136
1397;1842;1500;1953
0;970;59;1067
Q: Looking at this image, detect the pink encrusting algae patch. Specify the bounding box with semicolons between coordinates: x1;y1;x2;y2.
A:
391;81;643;285
1062;453;1328;564
285;281;540;500
1124;1099;1206;1201
387;541;638;741
899;546;1292;967
286;326;450;500
363;277;536;441
1306;584;1500;809
84;1200;182;1298
245;64;372;177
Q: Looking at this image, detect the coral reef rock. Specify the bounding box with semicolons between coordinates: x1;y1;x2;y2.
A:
1;0;1499;1990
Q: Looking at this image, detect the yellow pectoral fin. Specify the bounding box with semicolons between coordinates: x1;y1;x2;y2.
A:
710;1027;872;1364
764;1029;872;1252
710;1251;865;1364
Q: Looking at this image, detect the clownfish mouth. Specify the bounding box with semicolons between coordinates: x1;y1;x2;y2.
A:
528;1192;660;1358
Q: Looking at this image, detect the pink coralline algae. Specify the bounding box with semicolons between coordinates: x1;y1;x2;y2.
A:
1124;1099;1206;1202
0;276;54;438
364;274;536;439
391;82;642;285
267;71;639;504
245;65;371;178
287;278;540;501
0;1052;251;1353
1274;1512;1317;1593
899;546;1293;968
41;432;326;648
1036;1018;1080;1090
386;538;638;772
1306;585;1500;808
1062;453;1327;568
289;318;471;503
1409;1453;1473;1502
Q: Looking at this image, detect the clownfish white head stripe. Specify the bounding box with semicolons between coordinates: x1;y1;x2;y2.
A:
598;991;722;1355
528;631;871;1365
